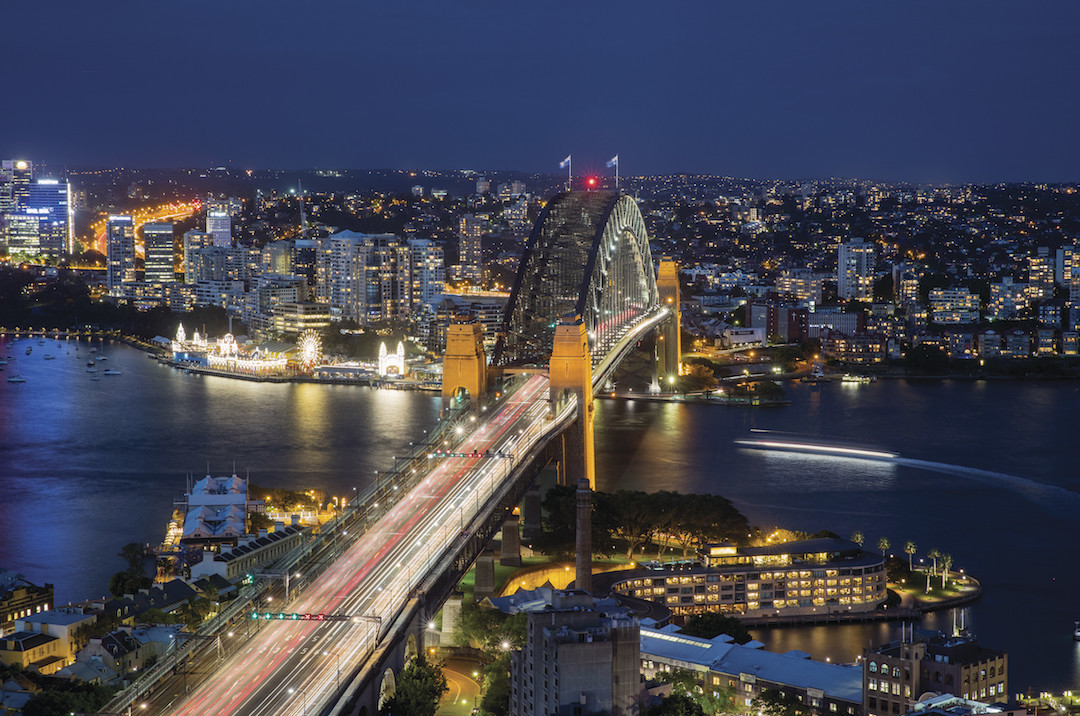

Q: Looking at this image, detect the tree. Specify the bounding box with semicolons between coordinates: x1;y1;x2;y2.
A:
118;542;146;578
643;695;704;716
22;683;115;716
109;570;150;598
904;541;917;570
680;612;751;644
479;654;511;716
753;688;804;716
927;548;941;577
850;531;864;548
877;537;890;557
379;652;447;716
677;363;719;393
939;553;953;588
646;692;706;716
606;491;661;560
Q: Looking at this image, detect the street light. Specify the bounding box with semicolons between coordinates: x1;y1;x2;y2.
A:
287;686;307;715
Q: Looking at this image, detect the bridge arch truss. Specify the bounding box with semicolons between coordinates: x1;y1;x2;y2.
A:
495;191;660;369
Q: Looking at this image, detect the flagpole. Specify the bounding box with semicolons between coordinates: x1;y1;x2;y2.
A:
568;156;572;191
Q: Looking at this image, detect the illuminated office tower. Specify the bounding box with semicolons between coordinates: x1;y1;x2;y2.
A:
24;179;72;255
458;214;484;283
183;230;214;283
2;160;34;210
143;222;175;284
206;210;231;247
106;215;136;294
837;237;875;301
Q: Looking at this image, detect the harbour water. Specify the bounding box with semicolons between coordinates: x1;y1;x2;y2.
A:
0;336;1076;691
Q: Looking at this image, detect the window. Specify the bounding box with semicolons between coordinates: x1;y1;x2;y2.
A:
869;662;878;673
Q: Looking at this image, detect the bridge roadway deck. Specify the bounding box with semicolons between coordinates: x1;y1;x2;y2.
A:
151;374;564;716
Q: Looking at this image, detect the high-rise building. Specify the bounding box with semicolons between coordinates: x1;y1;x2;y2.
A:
25;179;72;255
494;588;639;716
408;238;444;308
458;214;484;284
475;177;490;195
106;215;136;294
838;237;875;301
183;230;214;284
206;210;231;247
1028;246;1055;301
7;160;33;210
321;230;434;323
143;223;175;284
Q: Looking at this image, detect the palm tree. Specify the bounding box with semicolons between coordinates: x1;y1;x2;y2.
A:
940;553;953;589
904;541;917;570
850;531;865;548
877;536;890;557
927;548;940;577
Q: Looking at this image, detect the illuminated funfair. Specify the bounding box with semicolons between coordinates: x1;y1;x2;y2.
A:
298;330;322;373
206;333;288;374
378;341;407;377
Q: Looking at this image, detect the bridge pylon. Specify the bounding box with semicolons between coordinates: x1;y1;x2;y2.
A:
549;314;595;489
441;317;488;415
656;259;682;382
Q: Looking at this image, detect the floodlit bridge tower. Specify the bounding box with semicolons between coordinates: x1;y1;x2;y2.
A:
656;259;682;384
441;316;488;415
549;314;596;489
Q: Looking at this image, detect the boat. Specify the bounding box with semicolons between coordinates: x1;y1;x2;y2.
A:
86;366;96;373
103;369;122;376
841;374;875;384
7;376;26;383
86;360;95;367
25;347;32;355
89;347;98;353
44;355;56;360
90;376;100;381
0;359;7;366
98;355;108;361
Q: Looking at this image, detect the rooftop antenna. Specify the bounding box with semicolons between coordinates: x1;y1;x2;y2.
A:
232;460;236;476
298;180;307;240
206;460;210;478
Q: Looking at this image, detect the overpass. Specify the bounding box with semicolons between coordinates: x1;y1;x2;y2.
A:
103;191;678;716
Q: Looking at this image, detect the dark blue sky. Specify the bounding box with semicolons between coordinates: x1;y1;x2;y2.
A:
5;1;1078;183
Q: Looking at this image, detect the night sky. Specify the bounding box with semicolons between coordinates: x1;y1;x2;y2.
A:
4;1;1078;183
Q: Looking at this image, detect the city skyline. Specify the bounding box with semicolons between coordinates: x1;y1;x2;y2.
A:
3;1;1079;183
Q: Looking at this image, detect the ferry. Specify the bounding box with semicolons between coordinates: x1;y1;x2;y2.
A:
7;375;26;383
841;374;875;384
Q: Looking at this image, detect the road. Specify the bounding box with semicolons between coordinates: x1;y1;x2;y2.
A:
153;374;561;716
437;657;483;715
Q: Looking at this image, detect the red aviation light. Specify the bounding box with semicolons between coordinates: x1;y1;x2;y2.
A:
586;176;598;189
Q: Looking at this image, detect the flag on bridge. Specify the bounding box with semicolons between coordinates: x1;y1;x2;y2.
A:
606;155;618;168
559;155;572;168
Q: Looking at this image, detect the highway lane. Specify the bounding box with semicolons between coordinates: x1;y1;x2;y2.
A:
163;374;562;716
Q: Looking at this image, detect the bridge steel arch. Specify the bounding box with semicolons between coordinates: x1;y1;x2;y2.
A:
494;190;660;371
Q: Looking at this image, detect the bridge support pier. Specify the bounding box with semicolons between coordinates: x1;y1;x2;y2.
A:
441;318;488;415
473;552;496;599
656;259;682;382
521;485;543;539
549;314;595;489
500;517;521;566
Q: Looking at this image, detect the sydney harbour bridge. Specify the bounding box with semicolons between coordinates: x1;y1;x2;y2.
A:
103;190;681;716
